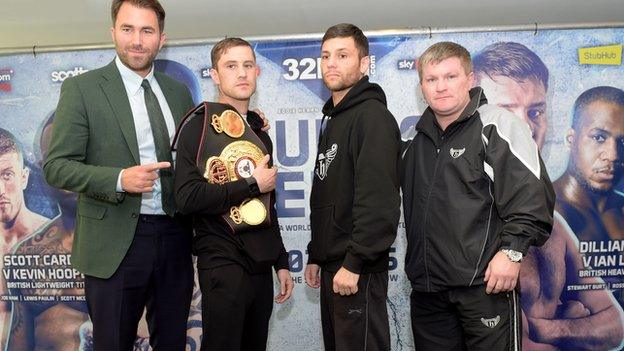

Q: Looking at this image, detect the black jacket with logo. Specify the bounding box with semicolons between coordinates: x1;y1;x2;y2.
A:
401;87;555;292
307;76;401;273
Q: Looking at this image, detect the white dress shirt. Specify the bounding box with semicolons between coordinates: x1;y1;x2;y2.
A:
115;56;176;215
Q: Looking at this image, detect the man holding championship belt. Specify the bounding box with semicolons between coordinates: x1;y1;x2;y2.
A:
173;37;292;351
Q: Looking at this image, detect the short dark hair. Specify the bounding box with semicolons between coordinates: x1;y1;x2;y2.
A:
211;37;256;68
473;42;549;91
322;23;369;58
572;86;624;130
111;0;165;32
0;128;23;166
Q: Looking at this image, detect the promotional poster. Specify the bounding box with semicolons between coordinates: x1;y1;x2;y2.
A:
0;27;623;350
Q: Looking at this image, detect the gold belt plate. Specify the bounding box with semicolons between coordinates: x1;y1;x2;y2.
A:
204;141;264;183
211;109;245;138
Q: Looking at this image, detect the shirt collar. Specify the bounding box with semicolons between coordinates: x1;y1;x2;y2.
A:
115;56;156;96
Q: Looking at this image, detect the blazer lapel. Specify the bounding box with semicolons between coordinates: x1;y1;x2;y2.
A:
99;61;140;164
155;74;183;124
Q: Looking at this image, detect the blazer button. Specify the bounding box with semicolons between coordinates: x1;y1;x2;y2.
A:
131;213;138;218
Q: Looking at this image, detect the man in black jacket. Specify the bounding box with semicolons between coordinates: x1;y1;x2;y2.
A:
174;37;292;351
304;23;401;351
474;44;624;350
401;41;555;350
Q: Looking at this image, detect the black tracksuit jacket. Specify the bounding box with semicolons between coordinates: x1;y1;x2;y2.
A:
307;76;401;274
401;87;555;292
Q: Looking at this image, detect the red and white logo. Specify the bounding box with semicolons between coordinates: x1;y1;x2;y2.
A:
0;68;13;92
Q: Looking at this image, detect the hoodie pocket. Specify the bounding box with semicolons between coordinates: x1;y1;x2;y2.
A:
310;204;349;262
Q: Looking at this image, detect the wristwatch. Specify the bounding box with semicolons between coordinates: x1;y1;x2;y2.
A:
501;249;523;263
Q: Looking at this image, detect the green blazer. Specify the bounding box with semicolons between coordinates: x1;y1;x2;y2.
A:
44;60;195;279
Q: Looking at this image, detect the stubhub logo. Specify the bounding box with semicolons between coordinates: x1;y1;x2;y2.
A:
51;67;89;83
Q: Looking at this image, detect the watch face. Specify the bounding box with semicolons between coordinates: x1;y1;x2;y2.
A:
503;249;523;262
235;157;256;179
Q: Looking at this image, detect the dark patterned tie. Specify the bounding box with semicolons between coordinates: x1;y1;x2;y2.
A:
141;79;174;216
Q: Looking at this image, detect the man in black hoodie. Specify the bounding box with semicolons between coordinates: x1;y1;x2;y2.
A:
174;37;292;351
304;23;401;351
401;41;554;350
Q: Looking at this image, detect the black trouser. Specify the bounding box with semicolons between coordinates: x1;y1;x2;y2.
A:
410;285;521;351
198;264;274;351
320;270;390;351
84;214;193;351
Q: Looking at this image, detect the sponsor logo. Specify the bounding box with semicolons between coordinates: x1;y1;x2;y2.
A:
450;147;465;158
368;55;376;76
282;55;378;81
201;67;212;79
578;44;622;65
315;143;338;180
283;57;322;81
481;316;500;328
51;67;89;82
0;68;13;92
397;58;417;70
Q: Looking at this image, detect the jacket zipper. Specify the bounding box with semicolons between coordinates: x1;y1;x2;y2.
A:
420;133;444;292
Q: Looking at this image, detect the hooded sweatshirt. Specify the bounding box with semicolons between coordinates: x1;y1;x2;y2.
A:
307;76;401;273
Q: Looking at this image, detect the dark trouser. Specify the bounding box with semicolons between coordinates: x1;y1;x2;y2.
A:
84;214;193;351
320;270;390;351
198;264;274;351
410;285;521;351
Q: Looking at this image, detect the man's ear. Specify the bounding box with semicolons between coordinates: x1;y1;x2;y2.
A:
158;31;166;51
467;71;475;87
20;166;30;191
565;129;575;149
360;55;370;75
209;68;220;85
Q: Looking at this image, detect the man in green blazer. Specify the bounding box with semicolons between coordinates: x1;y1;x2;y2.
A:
43;0;194;349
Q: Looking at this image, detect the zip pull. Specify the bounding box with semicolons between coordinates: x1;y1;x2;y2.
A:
319;115;329;138
437;148;440;154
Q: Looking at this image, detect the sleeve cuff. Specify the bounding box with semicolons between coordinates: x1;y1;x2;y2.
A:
274;250;290;272
116;169;125;193
245;176;261;197
500;236;532;255
341;252;364;274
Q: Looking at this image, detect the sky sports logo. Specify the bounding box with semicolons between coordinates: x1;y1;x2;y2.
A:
0;68;13;92
397;58;417;71
201;67;212;79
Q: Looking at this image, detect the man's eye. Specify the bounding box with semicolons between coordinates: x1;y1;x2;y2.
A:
527;109;544;121
592;134;606;143
1;172;14;180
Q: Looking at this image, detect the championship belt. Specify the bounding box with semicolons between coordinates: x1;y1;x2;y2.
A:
173;102;271;234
